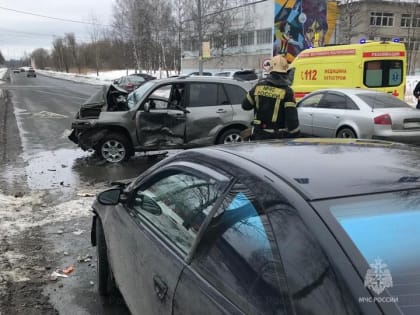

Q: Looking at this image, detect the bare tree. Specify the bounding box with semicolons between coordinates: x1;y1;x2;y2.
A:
87;13;105;76
0;51;5;65
64;33;80;73
181;0;256;72
30;48;50;69
337;0;365;44
51;37;67;71
173;0;188;73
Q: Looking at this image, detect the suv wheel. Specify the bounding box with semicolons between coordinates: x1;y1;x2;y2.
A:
96;217;117;296
98;133;132;163
217;128;243;144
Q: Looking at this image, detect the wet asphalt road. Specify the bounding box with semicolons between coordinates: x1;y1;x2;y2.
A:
0;71;167;314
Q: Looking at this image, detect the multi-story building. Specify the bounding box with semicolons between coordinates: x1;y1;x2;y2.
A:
181;1;273;75
181;0;419;75
337;0;420;75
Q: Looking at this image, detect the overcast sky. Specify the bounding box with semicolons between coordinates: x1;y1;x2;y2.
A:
0;0;116;60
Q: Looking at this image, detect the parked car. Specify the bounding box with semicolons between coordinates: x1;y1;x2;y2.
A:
184;71;213;77
113;75;148;92
214;69;258;82
131;73;157;81
69;77;253;163
12;69;20;74
26;68;36;78
91;138;420;315
297;88;420;144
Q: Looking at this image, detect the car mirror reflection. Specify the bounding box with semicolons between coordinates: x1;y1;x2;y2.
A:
138;194;162;215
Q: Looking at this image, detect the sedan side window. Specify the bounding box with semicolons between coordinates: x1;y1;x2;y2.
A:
193;182;288;314
130;169;222;255
298;94;323;108
318;93;346;109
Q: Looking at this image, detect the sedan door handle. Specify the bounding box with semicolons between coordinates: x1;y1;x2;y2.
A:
216;109;227;113
153;275;168;300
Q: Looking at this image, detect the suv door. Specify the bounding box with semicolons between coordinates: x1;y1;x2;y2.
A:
136;83;187;148
184;82;233;145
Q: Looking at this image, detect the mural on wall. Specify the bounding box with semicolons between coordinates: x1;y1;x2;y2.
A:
273;0;338;62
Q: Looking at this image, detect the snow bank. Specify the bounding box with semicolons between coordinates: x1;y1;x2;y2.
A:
0;191;95;236
37;68;178;86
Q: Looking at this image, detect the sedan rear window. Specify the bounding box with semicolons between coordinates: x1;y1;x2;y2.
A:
356;93;411;108
327;192;420;313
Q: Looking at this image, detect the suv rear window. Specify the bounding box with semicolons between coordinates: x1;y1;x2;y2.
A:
188;83;228;107
223;84;246;105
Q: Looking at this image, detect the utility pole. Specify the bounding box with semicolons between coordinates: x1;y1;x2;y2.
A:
197;0;203;74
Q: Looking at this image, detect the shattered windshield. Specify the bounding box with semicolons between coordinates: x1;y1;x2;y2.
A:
127;81;155;109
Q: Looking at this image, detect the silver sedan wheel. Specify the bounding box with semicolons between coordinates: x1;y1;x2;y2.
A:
223;133;243;144
101;140;126;163
337;128;356;139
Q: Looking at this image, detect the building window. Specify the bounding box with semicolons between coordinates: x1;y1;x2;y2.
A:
370;12;394;27
211;36;223;49
182;39;199;52
240;31;254;46
226;34;239;48
401;14;412;27
257;28;272;44
401;14;420;28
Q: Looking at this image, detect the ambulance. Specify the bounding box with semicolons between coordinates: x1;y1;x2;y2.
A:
289;41;407;101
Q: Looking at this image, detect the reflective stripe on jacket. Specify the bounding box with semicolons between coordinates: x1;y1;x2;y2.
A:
242;77;299;135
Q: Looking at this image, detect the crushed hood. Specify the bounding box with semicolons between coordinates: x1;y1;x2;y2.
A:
78;84;128;118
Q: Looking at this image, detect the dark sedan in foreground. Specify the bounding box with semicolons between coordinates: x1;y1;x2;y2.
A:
91;139;420;315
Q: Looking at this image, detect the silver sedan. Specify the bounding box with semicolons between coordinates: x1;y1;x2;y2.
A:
297;88;420;144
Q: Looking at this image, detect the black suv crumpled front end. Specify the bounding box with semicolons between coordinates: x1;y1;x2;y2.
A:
68;84;128;149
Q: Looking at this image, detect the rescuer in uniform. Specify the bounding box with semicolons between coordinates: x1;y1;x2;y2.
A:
242;54;300;140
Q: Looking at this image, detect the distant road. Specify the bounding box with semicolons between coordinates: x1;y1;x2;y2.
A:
5;71;103;152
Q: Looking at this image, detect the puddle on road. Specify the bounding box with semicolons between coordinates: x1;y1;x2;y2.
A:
24;149;87;191
22;148;167;198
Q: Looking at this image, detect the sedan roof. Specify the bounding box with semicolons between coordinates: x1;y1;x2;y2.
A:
187;139;420;200
304;88;394;97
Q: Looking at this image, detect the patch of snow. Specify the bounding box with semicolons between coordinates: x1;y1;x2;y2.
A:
0;191;95;236
32;111;68;119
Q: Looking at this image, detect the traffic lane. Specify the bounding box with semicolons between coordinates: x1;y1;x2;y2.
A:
9;71;101;102
5;73;102;151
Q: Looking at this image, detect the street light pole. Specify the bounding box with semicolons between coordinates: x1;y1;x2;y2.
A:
197;0;203;74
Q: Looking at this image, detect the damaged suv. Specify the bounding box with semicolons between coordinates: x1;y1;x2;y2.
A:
69;77;253;163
